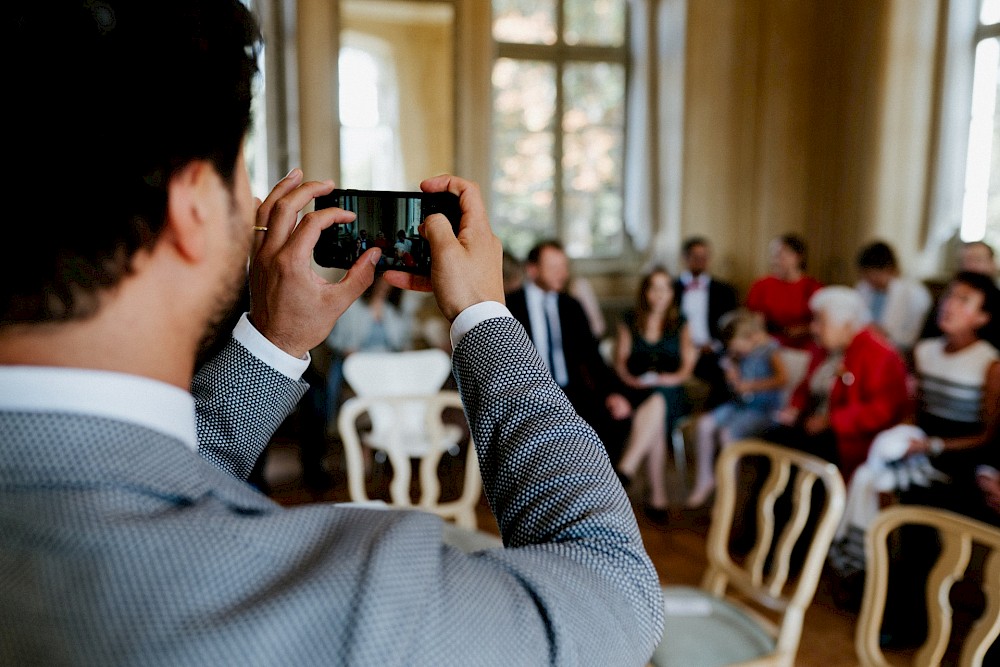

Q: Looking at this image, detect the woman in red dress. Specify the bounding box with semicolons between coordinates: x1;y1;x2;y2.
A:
746;234;824;349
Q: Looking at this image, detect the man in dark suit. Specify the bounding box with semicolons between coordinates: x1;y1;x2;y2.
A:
1;4;662;664
673;237;740;408
507;241;632;461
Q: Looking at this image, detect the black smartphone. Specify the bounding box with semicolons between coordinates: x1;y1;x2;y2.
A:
312;189;461;275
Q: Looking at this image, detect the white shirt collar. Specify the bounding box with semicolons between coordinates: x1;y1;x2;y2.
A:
0;366;197;451
523;278;549;299
680;271;712;287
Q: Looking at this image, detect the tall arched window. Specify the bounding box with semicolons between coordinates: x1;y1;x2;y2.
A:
339;35;405;189
960;0;1000;246
491;0;628;260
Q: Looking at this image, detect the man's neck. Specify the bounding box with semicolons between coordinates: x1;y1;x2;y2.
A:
0;288;200;389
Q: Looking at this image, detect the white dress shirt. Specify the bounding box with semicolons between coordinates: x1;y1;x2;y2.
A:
0;305;513;453
522;280;569;386
0;314;305;452
679;271;712;348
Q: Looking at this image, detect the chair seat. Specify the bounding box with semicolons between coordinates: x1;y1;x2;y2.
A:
651;586;776;667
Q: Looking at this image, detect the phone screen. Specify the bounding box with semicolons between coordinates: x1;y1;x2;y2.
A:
312;189;461;275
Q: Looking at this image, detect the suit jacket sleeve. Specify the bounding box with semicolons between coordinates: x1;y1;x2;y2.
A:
709;280;740;342
562;294;624;396
191;337;309;479
451;317;663;663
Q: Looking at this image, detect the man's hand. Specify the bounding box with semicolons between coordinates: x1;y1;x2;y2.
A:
248;169;378;358
382;175;504;322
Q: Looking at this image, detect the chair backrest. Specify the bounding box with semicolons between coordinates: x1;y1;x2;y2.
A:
341;349;453;456
342;348;452;397
776;346;811;405
338;349;482;529
703;438;847;664
855;505;1000;667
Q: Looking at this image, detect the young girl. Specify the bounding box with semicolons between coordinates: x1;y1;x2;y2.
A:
685;309;787;508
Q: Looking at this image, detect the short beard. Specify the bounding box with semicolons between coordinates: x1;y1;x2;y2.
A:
195;193;252;366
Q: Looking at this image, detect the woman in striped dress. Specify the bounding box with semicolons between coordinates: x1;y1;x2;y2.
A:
905;271;1000;521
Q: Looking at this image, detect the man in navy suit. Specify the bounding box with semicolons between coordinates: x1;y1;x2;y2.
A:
0;3;661;665
673;237;740;408
506;241;633;462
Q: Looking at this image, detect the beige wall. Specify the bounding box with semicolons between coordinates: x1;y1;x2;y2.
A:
681;0;940;295
340;14;454;188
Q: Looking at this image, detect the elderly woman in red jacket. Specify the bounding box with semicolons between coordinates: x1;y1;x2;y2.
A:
773;286;911;481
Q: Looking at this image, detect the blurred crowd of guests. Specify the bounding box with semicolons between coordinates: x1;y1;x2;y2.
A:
286;233;999;545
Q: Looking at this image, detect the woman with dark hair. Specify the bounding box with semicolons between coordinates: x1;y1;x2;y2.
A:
903;271;1000;519
613;267;698;524
872;272;1000;646
747;234;824;349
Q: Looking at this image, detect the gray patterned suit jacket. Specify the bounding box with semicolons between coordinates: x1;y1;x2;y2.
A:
0;318;663;666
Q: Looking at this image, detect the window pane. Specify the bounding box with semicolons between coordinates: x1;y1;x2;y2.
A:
987;54;1000;246
564;0;627;46
492;59;557;258
562;62;626;257
493;0;557;45
961;37;999;242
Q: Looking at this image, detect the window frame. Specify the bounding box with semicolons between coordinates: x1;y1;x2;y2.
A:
492;1;634;265
926;0;1000;265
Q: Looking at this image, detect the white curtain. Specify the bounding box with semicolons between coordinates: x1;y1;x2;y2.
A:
624;0;687;271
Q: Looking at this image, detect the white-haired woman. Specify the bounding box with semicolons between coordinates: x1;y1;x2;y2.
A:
772;286;910;480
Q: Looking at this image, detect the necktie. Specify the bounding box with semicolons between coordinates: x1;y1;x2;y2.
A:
545;301;557;380
543;294;568;387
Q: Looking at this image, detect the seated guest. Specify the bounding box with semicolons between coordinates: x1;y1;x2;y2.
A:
372;230;391;268
920;241;1000;347
902;271;1000;520
747;234;824;350
685;309;787;508
1;5;664;663
673;236;740;408
829;274;1000;603
878;272;1000;647
959;240;999;282
855;240;932;355
506;241;632;461
770;286;910;480
323;276;416;429
612;268;698;524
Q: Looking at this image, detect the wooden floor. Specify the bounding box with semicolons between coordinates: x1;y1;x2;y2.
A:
260;438;899;666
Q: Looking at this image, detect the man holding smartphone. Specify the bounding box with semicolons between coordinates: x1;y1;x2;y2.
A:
1;2;662;666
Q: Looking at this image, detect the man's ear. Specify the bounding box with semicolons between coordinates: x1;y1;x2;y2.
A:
163;160;218;264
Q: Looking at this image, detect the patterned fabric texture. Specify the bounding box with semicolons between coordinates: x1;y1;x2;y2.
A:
1;324;663;666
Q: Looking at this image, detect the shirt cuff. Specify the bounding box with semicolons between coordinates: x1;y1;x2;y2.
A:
450;301;514;350
232;313;311;381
